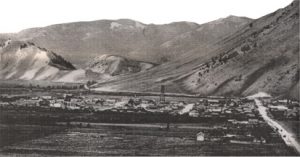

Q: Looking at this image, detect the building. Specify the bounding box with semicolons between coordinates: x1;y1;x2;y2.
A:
64;94;73;102
31;97;39;100
50;103;64;108
0;102;9;106
42;96;52;100
196;132;205;141
106;98;118;104
66;104;80;110
189;110;200;117
207;99;220;103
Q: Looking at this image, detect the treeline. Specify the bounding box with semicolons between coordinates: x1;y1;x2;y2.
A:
28;84;85;90
0;83;84;90
0;108;232;126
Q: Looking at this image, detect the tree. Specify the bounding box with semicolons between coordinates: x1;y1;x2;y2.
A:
249;23;253;28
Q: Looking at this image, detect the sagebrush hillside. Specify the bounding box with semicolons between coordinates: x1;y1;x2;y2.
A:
92;1;299;100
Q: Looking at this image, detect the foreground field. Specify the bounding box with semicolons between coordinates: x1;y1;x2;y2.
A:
0;124;295;156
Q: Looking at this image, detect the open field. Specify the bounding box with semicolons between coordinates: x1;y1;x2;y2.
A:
0;124;66;148
0;123;296;156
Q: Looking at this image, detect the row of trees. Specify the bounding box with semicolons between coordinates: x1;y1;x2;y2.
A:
29;84;84;90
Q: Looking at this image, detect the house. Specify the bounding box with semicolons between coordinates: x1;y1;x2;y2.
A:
66;104;80;110
50;103;64;108
107;98;118;104
207;99;220;103
253;137;266;143
225;110;232;114
228;119;236;123
42;96;52;100
189;110;199;117
31;97;39;100
211;108;222;112
56;99;64;103
230;136;254;144
248;119;259;124
232;120;249;124
247;113;256;118
196;132;205;141
64;94;73;102
141;99;152;104
225;134;237;138
71;98;80;103
39;99;50;107
269;105;288;111
0;102;9;106
285;108;299;119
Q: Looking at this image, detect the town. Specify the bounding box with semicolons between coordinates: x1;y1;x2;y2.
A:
0;89;298;149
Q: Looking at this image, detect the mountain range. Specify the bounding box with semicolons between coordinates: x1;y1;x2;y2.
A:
1;15;251;66
0;0;298;100
92;0;299;100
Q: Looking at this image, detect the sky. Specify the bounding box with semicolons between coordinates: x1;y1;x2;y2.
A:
0;0;293;33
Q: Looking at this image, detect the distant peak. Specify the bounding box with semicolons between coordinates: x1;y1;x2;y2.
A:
212;15;252;24
225;15;252;20
226;15;239;18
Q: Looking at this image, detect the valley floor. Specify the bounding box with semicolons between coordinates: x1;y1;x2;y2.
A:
0;123;295;156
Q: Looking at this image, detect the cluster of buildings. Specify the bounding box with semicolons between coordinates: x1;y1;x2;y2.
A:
195;117;282;144
1;93;298;123
196;129;267;144
186;99;258;120
0;94;259;118
0;94;81;110
264;99;299;120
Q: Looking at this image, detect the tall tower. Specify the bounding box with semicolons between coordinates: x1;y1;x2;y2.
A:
160;85;165;103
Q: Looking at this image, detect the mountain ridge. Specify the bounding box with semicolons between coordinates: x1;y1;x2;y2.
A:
92;0;299;100
0;16;251;66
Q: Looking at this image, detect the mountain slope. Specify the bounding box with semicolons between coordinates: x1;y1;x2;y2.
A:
3;17;251;66
180;0;299;99
87;54;156;76
92;1;299;100
0;39;76;80
0;39;157;82
159;16;251;60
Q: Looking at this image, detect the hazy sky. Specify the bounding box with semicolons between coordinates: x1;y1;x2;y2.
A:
0;0;293;33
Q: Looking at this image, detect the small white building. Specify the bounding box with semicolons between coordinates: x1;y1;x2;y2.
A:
207;99;220;103
196;132;205;141
0;102;9;106
66;104;80;110
189;110;200;117
42;96;52;100
50;103;63;108
106;98;118;104
31;97;39;100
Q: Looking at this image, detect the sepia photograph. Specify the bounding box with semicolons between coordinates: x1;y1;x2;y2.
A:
0;0;299;156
